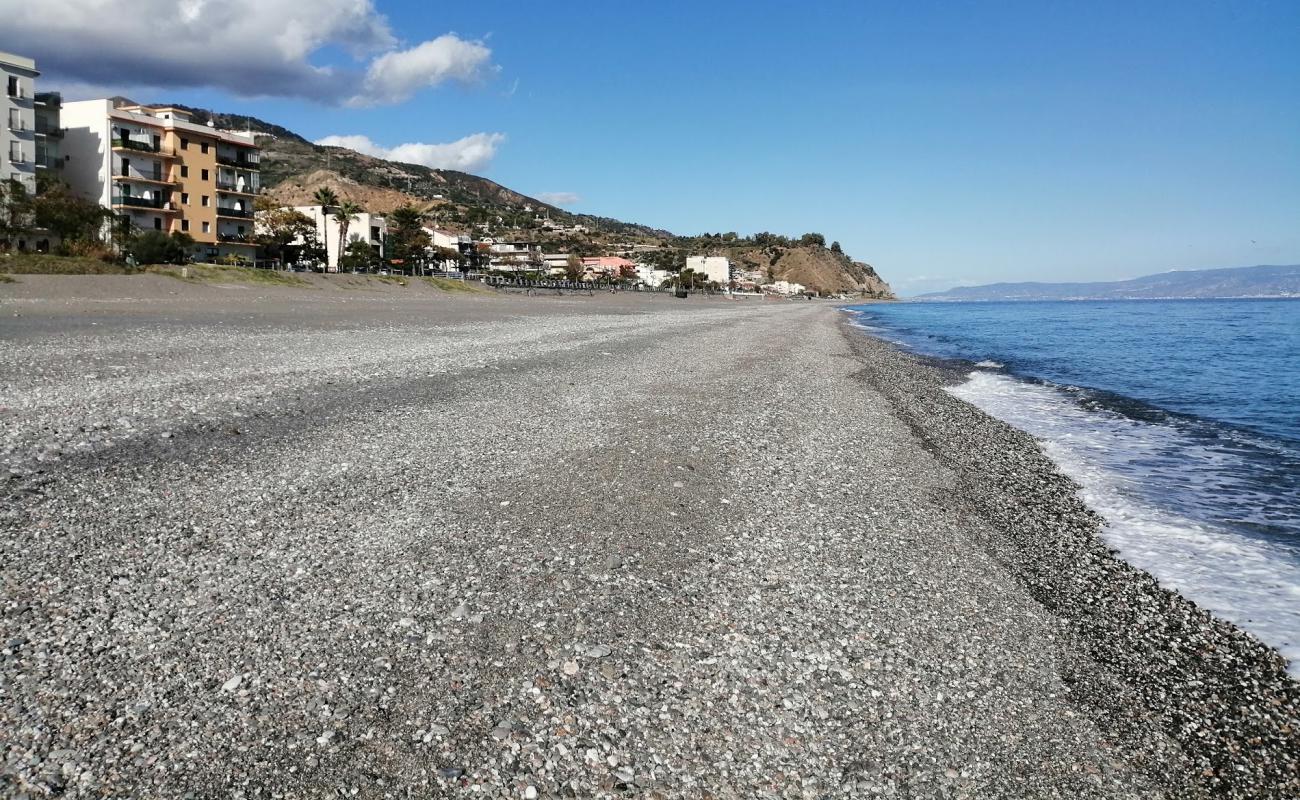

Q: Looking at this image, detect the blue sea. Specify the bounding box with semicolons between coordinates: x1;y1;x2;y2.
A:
845;299;1300;671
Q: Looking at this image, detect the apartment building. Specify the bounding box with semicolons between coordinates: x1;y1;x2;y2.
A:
291;205;386;271
2;51;39;194
61;99;260;262
685;255;732;287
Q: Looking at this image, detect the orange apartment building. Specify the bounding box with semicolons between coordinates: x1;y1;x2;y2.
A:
60;99;259;262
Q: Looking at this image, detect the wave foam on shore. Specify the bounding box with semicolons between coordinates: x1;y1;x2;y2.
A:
948;370;1300;673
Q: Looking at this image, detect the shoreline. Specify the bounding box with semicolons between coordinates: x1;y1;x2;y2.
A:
839;316;1299;796
0;292;1295;797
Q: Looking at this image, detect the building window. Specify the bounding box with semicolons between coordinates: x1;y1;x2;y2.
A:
154;218;163;231
181;192;189;205
180;165;188;178
201;169;209;181
201;195;209;207
237;225;245;235
201;142;209;154
202;221;210;234
8;109;20;130
6;76;18;97
181;219;190;232
181;138;189;150
8;142;20;162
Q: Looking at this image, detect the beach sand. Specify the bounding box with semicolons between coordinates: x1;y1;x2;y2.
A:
1;276;1295;797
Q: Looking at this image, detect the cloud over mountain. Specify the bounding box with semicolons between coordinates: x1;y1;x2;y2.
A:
0;1;494;105
537;192;581;206
315;133;507;173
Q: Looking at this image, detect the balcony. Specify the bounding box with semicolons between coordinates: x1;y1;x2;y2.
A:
215;179;257;195
112;194;176;211
216;206;254;219
35;154;63;170
112;137;161;153
35;119;64;138
113;170;177;186
7;117;27;133
217;231;252;243
216;152;259;170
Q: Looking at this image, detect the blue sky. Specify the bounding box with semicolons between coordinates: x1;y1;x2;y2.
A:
6;1;1299;294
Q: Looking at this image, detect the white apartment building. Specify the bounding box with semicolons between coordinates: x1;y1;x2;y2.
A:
635;264;672;288
685;255;732;287
423;228;472;269
766;279;807;296
2;51;39;195
293;205;386;271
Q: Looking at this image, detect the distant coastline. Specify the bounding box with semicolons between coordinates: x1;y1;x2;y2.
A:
916;264;1300;302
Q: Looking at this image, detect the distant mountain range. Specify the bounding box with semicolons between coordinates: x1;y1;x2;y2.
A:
917;265;1300;301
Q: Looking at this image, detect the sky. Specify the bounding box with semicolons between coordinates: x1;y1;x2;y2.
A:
2;1;1297;295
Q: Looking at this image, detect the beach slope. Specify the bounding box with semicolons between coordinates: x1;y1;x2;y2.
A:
0;286;1294;797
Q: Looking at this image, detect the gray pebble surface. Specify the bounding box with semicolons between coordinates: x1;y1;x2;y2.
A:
0;287;1295;798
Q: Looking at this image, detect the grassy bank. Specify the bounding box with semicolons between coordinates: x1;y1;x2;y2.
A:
0;254;135;275
1;254;489;294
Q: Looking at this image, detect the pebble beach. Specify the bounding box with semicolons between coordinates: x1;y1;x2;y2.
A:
1;277;1296;798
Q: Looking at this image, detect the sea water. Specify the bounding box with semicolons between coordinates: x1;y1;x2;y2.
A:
845;299;1300;672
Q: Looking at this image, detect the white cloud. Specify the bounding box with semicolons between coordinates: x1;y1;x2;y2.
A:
315;133;506;173
538;192;581;206
0;1;494;105
351;34;494;106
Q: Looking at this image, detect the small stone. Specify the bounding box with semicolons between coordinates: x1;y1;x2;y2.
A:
524;787;538;799
450;602;469;620
221;675;242;692
585;644;612;659
614;767;635;784
439;767;464;780
562;660;580;676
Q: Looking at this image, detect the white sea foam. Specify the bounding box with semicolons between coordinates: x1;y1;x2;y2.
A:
974;360;1004;369
948;371;1300;674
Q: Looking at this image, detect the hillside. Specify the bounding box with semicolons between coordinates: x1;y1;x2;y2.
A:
918;265;1300;301
728;246;892;297
147;101;892;294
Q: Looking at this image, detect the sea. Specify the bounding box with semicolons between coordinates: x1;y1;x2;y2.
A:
845;299;1300;673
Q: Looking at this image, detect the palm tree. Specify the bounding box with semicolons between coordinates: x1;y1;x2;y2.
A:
311;187;338;270
333;201;363;271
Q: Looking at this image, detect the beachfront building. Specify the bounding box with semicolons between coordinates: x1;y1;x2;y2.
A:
686;255;732;287
483;238;541;271
2;51;39;196
542;253;574;275
292;205;386;271
425;227;472;269
60;99;260;262
635;264;672;288
765;279;807;296
581;256;636;280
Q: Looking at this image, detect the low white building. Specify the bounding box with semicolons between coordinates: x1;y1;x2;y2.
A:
483;238;540;270
424;227;471;269
293;205;386;271
686;255;731;286
635;264;672;288
765;279;807;296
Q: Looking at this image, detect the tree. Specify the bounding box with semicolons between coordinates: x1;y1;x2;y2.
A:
562;254;584;281
830;241;843;255
256;207;316;267
311;187;338;266
385;204;431;272
800;232;826;247
333;201;362;270
28;181;114;247
0;179;32;247
128;231;194;265
338;237;376;272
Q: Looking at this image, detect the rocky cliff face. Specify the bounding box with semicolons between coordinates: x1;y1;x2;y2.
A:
728;246;894;297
